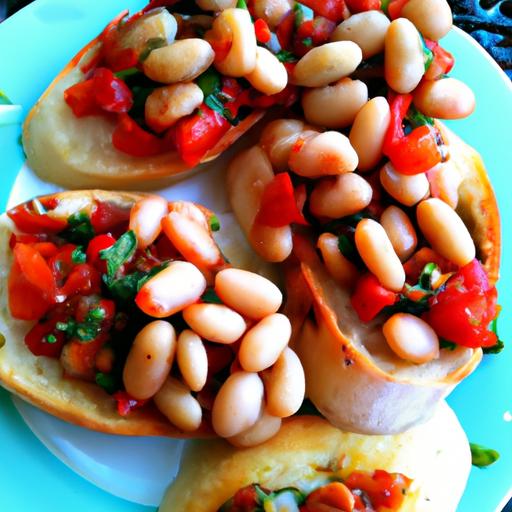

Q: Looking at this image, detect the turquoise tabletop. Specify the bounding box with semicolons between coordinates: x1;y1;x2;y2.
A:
0;1;511;511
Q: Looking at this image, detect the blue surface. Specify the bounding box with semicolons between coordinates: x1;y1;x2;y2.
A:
0;1;511;511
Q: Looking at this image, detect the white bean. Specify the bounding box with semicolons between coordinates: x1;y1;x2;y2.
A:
331;11;390;59
239;313;291;372
177;330;208;392
385;18;424;94
246;47;288;95
355;218;405;292
416;198;475;266
136;261;206;318
383;313;440;364
288;131;359;177
349;96;391;172
380;162;430;206
265;348;305;418
426;160;463;209
154;377;202;431
301;78;368;129
227;409;282;447
215;268;282;319
212;371;264;437
317;233;358;288
310;173;372;219
292;41;362;88
380;205;418;262
413;78;475;120
402;0;452;41
183;303;246;344
142;39;214;83
123;321;176;400
253;0;294;28
145;83;204;133
129;196;168;249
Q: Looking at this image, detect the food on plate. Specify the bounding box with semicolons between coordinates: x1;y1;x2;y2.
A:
0;191;304;442
22;2;303;188
161;401;471;512
226;0;501;434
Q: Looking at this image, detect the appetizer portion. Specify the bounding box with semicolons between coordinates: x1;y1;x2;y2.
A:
0;191;304;442
161;402;471;512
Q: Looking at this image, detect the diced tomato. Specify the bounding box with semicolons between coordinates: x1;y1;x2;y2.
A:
9;233;41;249
24;316;67;358
60;264;102;298
383;93;443;175
424;39;455;80
255;173;309;227
101;12;139;72
346;0;381;13
90;200;131;234
403;247;457;283
387;0;409;19
232;485;260;508
299;0;348;23
7;202;67;234
64;79;103;118
154;235;180;260
48;244;77;285
208;37;233;63
250;84;300;109
172;106;230;166
92;67;133;113
276;10;295;49
293;17;336;56
87;233;116;272
305;482;355;511
61;335;107;380
351;273;398;322
113;391;148;416
112;113;166;157
254;18;271;43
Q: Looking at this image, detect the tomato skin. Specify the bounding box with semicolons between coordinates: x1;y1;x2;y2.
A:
7;203;67;234
90;200;131;234
48;244;77;285
92;67;133;113
113;391;148;416
387;0;409;19
351;273;398;322
299;0;348;22
403;247;457;283
24;316;67;358
87;234;116;272
60;264;102;298
346;0;381;13
112;113;166;157
64;79;103;118
424;40;455;80
254;18;271;43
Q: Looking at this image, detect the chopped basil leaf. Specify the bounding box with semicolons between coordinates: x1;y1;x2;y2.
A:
439;338;458;351
129;85;155;121
88;307;106;321
209;214;221;232
338;234;358;262
60;212;95;244
302;37;313;47
254;484;270;503
470;443;500;467
56;315;102;342
420;33;434;71
197;68;222;97
71;246;87;264
236;0;248;9
139;37;167;62
100;230;137;282
297;398;321;417
418;262;438;290
293;3;304;29
95;372;119;394
46;334;57;344
201;288;223;304
483;317;505;354
407;104;435;128
204;94;240;126
0;91;12;105
115;67;140;80
380;0;391;14
384;295;430;317
276;50;297;63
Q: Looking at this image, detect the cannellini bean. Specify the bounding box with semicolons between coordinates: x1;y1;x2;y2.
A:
426;160;463;209
355;218;405;292
416;198;475;266
246;47;288;95
301;78;368;129
123;321;176;400
331;11;390;59
129;196;168;248
215;268;282;319
136;261;207;318
177;330;208;392
145;83;204;133
385;18;424;94
228;409;282;447
288;131;359;177
349;96;391;172
292;41;362;88
183;303;246;344
253;0;294;28
380;162;430;206
162;202;223;271
195;0;237;11
227;145;292;262
413;78;475;120
310;173;372;219
380;206;418;262
317;233;358;288
265;348;305;418
402;0;452;41
154;377;202;431
212;371;264;437
142;39;214;83
207;8;257;76
259;119;305;172
383;313;440;364
239;313;291;372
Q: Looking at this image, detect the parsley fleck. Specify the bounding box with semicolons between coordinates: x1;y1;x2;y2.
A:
209;215;221;232
46;334;57;344
71;246;87;264
100;230;137;282
470;443;500;467
60;212;95;244
201;289;223;304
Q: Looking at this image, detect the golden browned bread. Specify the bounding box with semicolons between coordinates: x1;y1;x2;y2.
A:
161;402;471;512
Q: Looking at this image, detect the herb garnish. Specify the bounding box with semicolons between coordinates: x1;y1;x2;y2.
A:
201;288;223;304
60;212;95;244
139;37;167;62
95;372;120;394
100;230;137;283
276;50;297;63
56;306;107;342
71;246;87;264
209;214;221;232
483;317;505;354
470;443;500;467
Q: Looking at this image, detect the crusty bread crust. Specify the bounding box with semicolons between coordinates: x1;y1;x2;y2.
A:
0;190;213;437
22;37;264;189
294;125;500;435
161;403;471;512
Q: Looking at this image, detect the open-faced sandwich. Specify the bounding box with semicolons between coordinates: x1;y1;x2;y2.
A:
0;190;305;442
161;401;471;512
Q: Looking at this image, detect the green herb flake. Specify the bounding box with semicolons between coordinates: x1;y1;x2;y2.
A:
71;246;87;264
197;68;222;97
100;230;137;282
46;334;57;344
204;94;239;126
236;0;248;8
439;338;457;351
293;3;304;28
0;91;12;105
420;33;434;71
139;37;167;62
201;288;223;304
61;212;95;244
302;37;313;47
276;50;297;63
95;372;119;395
337;234;357;262
115;67;140;80
380;0;391;14
483;317;505;354
88;307;106;322
418;262;438;290
209;215;221;232
407;104;435;128
470;443;500;468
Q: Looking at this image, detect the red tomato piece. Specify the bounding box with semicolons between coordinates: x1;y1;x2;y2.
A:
113;391;148;416
299;0;348;22
112;113;166;157
351;273;398;322
87;233;116;272
90;200;131;234
424;39;455;80
276;10;295;49
7;203;67;234
24;316;67;358
387;0;409;19
305;482;355;510
346;0;381;13
293;17;336;56
61;335;107;380
60;264;102;298
255;172;308;227
232;485;260;508
403;247;456;283
32;242;59;259
92;67;133;113
254;18;271;43
64;79;103;118
48;244;77;285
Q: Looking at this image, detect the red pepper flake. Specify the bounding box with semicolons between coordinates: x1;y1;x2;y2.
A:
254;18;271;43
